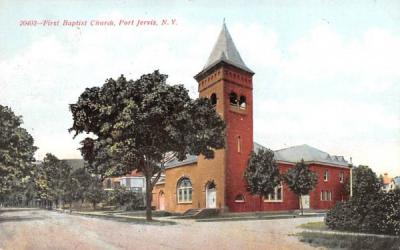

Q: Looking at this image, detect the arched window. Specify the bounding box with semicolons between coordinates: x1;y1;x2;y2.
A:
239;95;246;109
234;194;245;202
210;93;217;106
229;92;238;106
177;178;192;203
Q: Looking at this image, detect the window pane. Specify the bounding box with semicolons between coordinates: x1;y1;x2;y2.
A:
277;187;282;200
188;189;192;201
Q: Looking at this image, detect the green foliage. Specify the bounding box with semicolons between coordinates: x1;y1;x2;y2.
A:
0;105;37;195
106;186;142;209
84;177;106;209
283;159;318;196
326;166;400;236
35;153;72;204
283;159;318;214
69;71;226;220
351;165;381;205
244;148;281;197
70;167;92;202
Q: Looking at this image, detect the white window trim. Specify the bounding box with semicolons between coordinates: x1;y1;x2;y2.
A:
234;194;245;203
339;172;344;183
321;190;333;201
177;179;193;204
324;170;329;182
264;184;283;202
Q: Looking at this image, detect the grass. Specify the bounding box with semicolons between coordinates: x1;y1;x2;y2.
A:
297;221;328;230
73;211;177;226
295;231;400;250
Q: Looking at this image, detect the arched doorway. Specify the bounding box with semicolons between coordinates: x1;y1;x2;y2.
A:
159;191;165;211
206;181;217;208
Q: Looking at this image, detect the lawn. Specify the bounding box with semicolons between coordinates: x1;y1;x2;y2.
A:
297;221;328;230
72;211;177;226
296;231;400;250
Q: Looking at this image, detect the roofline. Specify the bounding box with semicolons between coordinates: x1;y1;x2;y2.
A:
165;160;198;169
276;160;349;169
194;60;254;81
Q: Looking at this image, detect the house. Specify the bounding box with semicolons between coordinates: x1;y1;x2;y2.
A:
151;22;350;213
381;173;395;192
393;176;400;190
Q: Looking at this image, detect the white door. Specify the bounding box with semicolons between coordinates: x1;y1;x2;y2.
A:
159;192;165;211
301;195;310;209
206;188;217;208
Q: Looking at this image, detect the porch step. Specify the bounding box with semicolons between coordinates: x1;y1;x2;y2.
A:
182;208;219;218
183;208;201;217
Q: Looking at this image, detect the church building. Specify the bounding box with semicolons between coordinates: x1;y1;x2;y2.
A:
151;22;350;213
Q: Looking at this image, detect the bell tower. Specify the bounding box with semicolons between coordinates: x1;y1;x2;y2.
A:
194;21;254;212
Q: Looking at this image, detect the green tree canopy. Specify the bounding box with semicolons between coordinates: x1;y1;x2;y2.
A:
36;153;71;207
283;159;318;214
351;165;381;202
244;148;281;209
69;71;226;220
0;105;37;195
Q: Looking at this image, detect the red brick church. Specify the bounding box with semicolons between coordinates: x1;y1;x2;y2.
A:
151;22;350;213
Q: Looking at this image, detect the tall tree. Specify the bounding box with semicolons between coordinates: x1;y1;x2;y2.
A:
283;159;318;215
244;148;281;210
69;71;225;220
36;153;72;208
0;105;37;197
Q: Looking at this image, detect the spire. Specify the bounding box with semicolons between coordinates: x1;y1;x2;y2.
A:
203;21;253;73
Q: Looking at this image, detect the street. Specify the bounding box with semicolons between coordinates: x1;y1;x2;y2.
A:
0;208;322;250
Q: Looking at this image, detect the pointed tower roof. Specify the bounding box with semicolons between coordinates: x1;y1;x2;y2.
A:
202;21;253;74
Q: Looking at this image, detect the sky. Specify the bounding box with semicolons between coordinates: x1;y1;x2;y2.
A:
0;0;399;176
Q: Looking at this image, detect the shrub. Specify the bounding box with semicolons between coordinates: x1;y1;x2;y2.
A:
326;189;400;235
107;186;144;210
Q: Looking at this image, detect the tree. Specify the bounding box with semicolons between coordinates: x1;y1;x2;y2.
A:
347;165;382;227
70;167;92;204
36;153;72;209
283;159;318;215
69;71;226;220
351;165;381;202
244;148;281;210
84;177;106;210
0;105;37;197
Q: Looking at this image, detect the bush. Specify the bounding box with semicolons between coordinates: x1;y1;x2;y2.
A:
107;186;144;210
326;189;400;235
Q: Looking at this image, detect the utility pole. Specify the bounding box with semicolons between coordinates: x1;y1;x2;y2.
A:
349;157;353;197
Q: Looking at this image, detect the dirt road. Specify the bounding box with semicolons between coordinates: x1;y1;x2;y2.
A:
0;208;323;250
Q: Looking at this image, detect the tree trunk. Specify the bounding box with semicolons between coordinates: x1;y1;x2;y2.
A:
299;195;303;215
259;195;263;211
93;201;96;210
145;172;153;221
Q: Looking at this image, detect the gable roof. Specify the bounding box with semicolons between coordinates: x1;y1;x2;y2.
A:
202;22;253;74
166;142;349;169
